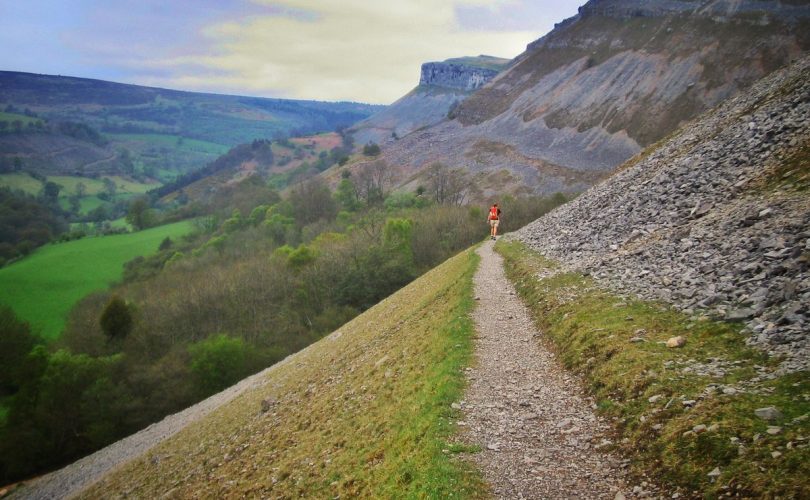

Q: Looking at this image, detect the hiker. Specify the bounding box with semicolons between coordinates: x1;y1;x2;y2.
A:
487;203;501;240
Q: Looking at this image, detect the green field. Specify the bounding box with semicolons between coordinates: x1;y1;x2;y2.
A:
110;133;230;155
0;173;42;194
0;111;44;127
0;220;194;340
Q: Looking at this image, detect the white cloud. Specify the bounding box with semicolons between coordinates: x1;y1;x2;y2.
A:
147;0;539;103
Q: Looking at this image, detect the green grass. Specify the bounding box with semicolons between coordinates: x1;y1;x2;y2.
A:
109;133;230;155
79;248;486;499
496;240;810;498
0;173;43;195
0;111;43;127
0;221;194;340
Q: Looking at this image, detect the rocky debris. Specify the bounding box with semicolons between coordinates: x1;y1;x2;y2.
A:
461;241;669;498
754;406;784;421
514;56;810;373
666;336;686;348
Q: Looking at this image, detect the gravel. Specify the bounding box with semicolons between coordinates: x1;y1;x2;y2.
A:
459;240;657;499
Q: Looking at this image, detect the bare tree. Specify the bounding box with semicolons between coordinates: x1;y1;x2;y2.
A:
425;163;474;205
355;160;392;206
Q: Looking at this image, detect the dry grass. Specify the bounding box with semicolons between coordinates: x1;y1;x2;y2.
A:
79;249;486;499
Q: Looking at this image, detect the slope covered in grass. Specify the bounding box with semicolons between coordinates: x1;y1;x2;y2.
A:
78;248;485;499
0;221;193;339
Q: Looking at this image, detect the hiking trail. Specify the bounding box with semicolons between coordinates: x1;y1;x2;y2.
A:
459;240;642;499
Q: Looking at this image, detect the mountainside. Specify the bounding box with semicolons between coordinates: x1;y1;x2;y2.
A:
0;71;381;179
348;56;508;147
378;0;810;196
12;249;482;499
515;54;810;372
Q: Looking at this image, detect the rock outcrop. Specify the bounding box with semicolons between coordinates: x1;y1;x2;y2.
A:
514;55;810;372
419;56;505;91
376;0;810;196
348;56;508;147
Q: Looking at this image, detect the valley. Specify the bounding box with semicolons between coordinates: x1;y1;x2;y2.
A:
1;0;809;498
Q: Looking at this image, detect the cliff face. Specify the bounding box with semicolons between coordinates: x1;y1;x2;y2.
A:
418;61;501;91
377;0;810;196
348;56;508;147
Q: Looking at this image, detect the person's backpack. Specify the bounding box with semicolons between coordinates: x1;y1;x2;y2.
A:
488;206;499;220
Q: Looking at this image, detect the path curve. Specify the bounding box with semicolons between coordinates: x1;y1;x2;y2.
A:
460;240;630;499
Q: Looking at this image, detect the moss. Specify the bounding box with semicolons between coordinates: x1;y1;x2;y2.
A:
497;240;810;498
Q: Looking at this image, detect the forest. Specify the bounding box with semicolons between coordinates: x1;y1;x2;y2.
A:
0;165;567;482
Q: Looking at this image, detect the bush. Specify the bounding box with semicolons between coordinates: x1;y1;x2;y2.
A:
188;334;251;396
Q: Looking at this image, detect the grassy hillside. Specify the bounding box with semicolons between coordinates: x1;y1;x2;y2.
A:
496;241;810;498
0;220;193;339
79;248;485;498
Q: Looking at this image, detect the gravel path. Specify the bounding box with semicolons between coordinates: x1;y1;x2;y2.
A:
7;348;311;500
460;240;631;499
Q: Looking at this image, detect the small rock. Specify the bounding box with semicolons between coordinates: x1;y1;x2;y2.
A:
682;400;697;407
451;402;461;410
772;451;782;458
708;467;721;478
487;443;500;451
722;387;737;395
766;426;782;435
614;492;626;500
708;423;720;432
648;394;664;404
754;406;783;421
667;336;686;348
693;424;708;433
629;337;646;343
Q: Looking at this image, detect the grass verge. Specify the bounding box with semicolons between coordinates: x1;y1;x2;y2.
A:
0;221;193;340
496;240;809;498
78;249;486;499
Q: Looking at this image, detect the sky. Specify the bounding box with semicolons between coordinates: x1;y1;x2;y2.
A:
0;0;584;104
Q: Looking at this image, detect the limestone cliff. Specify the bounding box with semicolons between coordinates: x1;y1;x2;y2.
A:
348;56;508;147
377;0;810;196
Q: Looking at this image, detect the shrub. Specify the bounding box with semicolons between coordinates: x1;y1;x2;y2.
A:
188;334;251;396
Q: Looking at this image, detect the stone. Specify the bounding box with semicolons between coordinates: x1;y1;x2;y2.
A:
726;308;756;321
708;467;721;478
648;394;664;403
693;424;708;433
766;426;782;435
754;406;783;421
666;336;686;348
260;398;278;413
772;451;783;458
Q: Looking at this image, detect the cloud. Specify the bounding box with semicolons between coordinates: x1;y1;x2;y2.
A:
141;0;541;103
1;0;583;104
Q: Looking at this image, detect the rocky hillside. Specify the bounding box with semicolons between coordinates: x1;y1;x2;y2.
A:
379;0;810;196
348;56;508;147
514;54;810;373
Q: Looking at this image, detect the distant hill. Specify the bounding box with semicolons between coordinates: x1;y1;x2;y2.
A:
375;0;810;196
0;71;382;180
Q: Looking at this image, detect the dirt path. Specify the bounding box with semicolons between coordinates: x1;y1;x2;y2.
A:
460;240;632;499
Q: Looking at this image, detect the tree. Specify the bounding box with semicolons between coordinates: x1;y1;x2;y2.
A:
99;296;133;340
189;334;251;396
288;177;337;225
425;163;473;205
362;142;381;156
42;181;61;203
0;306;38;394
126;196;153;230
355;160;392;206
